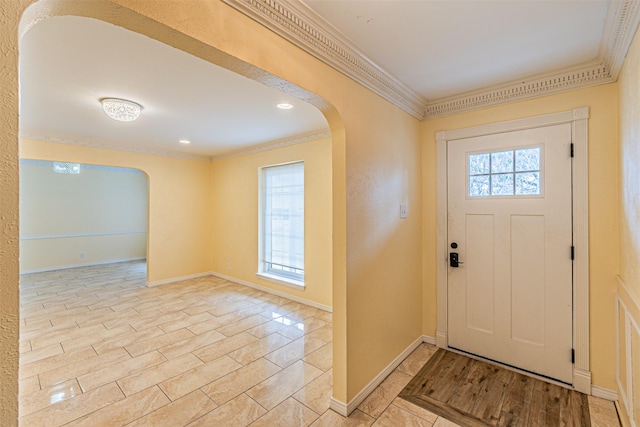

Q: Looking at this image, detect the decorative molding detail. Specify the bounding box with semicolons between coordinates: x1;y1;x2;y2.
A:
211;271;332;312
573;106;590;120
221;0;427;119
615;275;640;425
591;385;618;401
211;130;331;161
617;294;630;414
222;0;640;118
601;0;640;81
436;109;591;391
337;335;424;415
21;257;146;275
426;64;610;119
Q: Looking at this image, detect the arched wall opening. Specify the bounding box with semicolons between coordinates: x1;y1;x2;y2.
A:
12;0;349;417
4;0;426;423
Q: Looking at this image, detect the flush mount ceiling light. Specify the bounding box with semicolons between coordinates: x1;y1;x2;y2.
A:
276;102;294;110
179;139;191;144
101;98;142;122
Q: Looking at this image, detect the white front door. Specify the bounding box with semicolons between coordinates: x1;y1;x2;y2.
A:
447;123;573;383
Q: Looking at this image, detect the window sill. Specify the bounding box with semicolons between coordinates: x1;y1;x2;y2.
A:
256;272;305;289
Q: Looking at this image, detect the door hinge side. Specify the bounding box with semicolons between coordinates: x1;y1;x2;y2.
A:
572;348;575;364
571;246;575;260
570;143;574;158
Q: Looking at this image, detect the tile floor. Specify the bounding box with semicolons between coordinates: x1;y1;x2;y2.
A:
18;261;620;426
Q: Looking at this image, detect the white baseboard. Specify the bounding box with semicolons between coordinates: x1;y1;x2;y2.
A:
591;385;618;401
422;335;436;345
21;257;146;275
329;335;436;416
336;335;425;416
329;397;348;417
574;367;592;394
146;271;212;287
210;271;332;312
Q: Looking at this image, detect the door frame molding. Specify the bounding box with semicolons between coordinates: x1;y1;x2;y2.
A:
435;107;591;393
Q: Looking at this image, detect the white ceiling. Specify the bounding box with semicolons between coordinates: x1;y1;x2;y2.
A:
302;0;610;100
19;16;330;160
19;1;633;159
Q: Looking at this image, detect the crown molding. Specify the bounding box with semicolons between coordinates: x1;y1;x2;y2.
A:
223;0;640;119
211;129;331;161
20;129;332;163
222;0;427;119
425;62;612;118
601;0;640;80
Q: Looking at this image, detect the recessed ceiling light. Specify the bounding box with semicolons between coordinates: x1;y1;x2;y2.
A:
276;103;294;110
101;98;142;122
179;139;191;144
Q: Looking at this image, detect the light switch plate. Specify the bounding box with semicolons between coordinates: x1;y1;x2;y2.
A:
400;203;408;219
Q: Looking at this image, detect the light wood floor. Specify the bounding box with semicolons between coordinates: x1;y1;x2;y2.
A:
401;349;598;426
18;261;620;426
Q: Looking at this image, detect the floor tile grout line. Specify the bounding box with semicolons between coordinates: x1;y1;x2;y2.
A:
19;263;342;426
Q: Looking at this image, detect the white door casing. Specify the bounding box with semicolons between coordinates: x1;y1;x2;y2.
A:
447;124;572;383
435;108;591;393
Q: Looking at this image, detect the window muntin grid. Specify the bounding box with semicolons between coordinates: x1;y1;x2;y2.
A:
468;147;541;197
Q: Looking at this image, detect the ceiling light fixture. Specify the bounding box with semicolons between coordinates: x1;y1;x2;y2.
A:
276;102;294;110
179;139;191;144
101;98;142;122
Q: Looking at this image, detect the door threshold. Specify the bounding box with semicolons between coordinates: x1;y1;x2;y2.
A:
447;346;577;392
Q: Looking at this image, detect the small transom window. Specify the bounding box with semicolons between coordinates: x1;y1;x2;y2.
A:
468;147;541;197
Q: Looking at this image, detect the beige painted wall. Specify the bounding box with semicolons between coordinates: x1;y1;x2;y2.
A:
343;85;423;398
619;11;640;305
422;84;620;390
20;160;148;272
20;139;211;284
616;14;640;426
99;0;424;404
210;137;332;308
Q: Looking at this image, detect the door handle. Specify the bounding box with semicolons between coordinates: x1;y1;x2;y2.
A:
450;252;459;268
449;251;464;267
449;242;463;268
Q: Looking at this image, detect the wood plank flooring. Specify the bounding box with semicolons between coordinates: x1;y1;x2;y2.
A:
400;349;593;427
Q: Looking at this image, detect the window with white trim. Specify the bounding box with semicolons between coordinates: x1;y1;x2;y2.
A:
260;162;304;284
